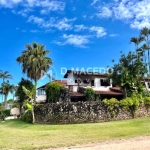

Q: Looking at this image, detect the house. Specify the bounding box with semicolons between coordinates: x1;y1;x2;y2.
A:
36;70;150;103
64;70;124;101
36;80;67;102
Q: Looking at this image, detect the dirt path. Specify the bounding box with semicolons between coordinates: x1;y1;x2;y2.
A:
48;136;150;150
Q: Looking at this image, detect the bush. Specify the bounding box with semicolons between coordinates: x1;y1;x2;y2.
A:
84;88;95;101
143;97;150;109
120;96;140;118
103;98;119;118
2;109;10;117
21;111;32;123
46;82;63;103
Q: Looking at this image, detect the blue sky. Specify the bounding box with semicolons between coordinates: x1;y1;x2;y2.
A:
0;0;150;100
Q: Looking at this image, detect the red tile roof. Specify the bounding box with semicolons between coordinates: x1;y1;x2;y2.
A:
70;92;84;97
55;80;67;85
95;90;123;95
109;87;122;92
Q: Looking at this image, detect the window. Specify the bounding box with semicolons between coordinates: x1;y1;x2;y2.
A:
91;80;94;86
83;80;88;84
100;79;110;86
37;89;45;95
69;86;73;92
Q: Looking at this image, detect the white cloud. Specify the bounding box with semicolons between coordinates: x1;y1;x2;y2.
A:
96;7;112;18
12;8;32;17
28;15;44;25
94;0;150;29
109;34;119;37
57;34;90;48
0;0;65;13
54;18;76;31
31;30;38;33
0;0;22;7
74;25;87;32
90;26;106;37
91;0;98;6
39;1;65;14
28;16;76;31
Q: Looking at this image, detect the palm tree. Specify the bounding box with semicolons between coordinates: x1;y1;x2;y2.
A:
140;44;149;65
140;27;150;74
130;36;144;54
2;81;15;108
16;42;52;123
16;42;52;83
0;70;13;102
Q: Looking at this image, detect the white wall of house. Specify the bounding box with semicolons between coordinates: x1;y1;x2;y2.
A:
36;95;46;103
66;73;112;92
95;78;100;87
36;88;46;102
145;82;150;91
67;72;76;85
73;86;78;92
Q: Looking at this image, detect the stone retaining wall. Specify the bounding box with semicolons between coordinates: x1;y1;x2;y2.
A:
34;102;150;124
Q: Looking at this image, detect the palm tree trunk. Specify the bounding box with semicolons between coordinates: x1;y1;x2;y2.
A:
32;80;37;124
2;79;4;104
4;94;8;109
148;49;150;75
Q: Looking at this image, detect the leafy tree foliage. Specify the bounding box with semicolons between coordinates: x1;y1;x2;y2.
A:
103;98;119;118
108;51;147;97
16;42;52;83
0;70;13;103
15;78;33;107
84;88;95;101
1;81;15;107
131;27;150;75
120;96;140;118
143;97;150;109
22;83;37;124
46;82;63;103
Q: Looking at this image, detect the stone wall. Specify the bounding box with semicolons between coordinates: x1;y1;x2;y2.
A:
34;102;150;124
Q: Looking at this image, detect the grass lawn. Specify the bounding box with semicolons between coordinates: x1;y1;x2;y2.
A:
0;117;150;150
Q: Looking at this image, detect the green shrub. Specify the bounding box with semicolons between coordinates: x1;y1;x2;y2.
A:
84;88;95;101
21;111;32;123
143;97;150;109
103;98;119;118
2;109;10;117
0;113;6;121
120;96;140;118
46;82;63;103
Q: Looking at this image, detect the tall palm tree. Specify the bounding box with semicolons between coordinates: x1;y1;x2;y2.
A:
141;44;149;65
16;42;52;83
140;27;150;74
2;80;15;108
130;36;144;54
0;70;13;102
16;42;52;123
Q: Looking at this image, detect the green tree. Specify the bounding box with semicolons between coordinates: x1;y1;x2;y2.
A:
16;42;52;83
140;27;150;74
130;36;144;54
1;81;15;108
22;83;37;124
109;51;147;98
46;82;63;103
0;70;13;102
15;78;33;110
120;96;140;118
16;42;52;122
103;98;119;118
84;88;95;101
